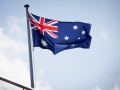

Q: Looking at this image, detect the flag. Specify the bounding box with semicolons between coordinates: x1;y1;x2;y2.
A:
28;12;92;54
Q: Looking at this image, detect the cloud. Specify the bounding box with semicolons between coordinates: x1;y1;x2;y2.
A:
0;52;52;90
0;27;27;57
35;81;52;90
0;80;22;90
99;32;108;40
7;15;25;24
32;69;52;90
0;57;30;90
92;86;102;90
113;83;120;90
0;15;52;90
0;52;30;85
0;28;30;87
92;36;98;42
6;15;26;39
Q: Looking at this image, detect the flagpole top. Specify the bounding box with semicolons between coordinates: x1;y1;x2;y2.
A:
24;4;30;8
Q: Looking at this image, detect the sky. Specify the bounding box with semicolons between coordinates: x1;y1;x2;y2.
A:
0;0;120;90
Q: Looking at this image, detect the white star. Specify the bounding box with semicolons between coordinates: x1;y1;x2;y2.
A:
41;39;47;47
78;37;80;40
73;25;78;30
64;36;69;40
82;30;85;35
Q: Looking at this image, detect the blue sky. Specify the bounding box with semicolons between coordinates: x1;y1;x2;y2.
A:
0;0;120;90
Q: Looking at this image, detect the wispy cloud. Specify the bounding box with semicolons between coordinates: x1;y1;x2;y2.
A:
35;81;52;90
92;36;98;42
7;15;25;24
99;32;108;40
0;26;30;87
0;15;52;90
0;81;22;90
0;27;27;56
113;83;120;90
6;15;26;39
0;52;30;85
92;86;102;90
33;69;52;90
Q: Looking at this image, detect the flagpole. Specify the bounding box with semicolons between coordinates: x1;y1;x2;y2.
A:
24;4;35;89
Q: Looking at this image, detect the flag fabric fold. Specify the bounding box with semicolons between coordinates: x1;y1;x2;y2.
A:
28;12;92;54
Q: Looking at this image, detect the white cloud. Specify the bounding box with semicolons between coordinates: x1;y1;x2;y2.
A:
113;83;120;90
7;15;25;24
0;53;52;90
35;81;52;90
0;80;22;90
0;53;30;85
92;86;102;90
99;32;108;40
0;25;30;89
0;15;52;90
38;69;44;76
92;36;98;42
0;27;27;56
34;69;52;90
6;15;26;39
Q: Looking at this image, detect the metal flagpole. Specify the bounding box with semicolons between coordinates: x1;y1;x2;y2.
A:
24;4;35;89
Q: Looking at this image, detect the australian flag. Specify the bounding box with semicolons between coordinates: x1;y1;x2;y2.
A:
28;13;92;54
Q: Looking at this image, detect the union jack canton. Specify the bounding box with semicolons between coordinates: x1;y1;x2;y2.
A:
28;13;92;54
